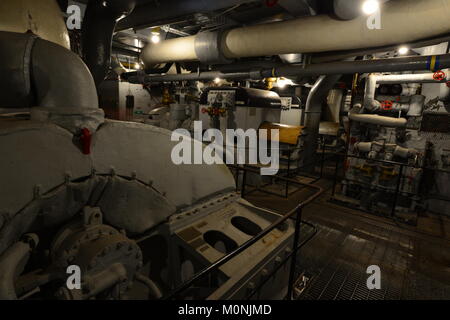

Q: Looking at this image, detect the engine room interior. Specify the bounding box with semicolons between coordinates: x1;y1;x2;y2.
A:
0;0;449;305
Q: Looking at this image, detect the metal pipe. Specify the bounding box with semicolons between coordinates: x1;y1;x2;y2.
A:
269;54;450;78
128;70;253;83
303;75;342;172
349;104;407;127
0;31;98;110
364;73;444;112
135;273;163;299
131;54;450;83
0;235;38;300
82;0;136;87
31;37;99;109
140;0;450;66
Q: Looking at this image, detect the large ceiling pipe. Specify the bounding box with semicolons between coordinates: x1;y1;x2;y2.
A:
82;0;136;87
141;0;450;66
116;0;259;31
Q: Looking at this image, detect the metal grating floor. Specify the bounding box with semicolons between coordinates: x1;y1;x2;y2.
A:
244;181;450;300
296;201;450;300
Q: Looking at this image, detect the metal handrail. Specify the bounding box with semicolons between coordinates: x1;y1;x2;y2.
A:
163;166;323;300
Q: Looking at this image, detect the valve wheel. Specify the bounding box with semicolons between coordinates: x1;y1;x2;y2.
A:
433;70;446;81
381;100;393;110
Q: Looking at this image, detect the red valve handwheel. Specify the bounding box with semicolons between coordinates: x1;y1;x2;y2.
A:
433;70;446;81
381;100;393;110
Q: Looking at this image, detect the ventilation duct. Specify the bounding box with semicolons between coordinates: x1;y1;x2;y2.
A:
141;0;450;66
82;0;136;87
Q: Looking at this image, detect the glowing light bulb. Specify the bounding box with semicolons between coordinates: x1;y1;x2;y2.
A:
214;78;221;84
151;34;160;44
277;78;295;88
398;46;409;55
362;0;379;15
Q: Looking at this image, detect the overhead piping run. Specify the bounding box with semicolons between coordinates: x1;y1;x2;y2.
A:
116;0;259;31
140;0;450;67
128;54;450;83
82;0;136;87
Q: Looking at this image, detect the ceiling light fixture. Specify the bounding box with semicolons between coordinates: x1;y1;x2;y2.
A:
362;0;379;15
151;34;160;44
151;27;161;44
398;46;409;55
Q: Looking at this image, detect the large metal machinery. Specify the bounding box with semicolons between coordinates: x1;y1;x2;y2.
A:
340;49;450;219
0;0;295;300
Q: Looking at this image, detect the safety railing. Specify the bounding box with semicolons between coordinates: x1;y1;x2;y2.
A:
331;152;424;221
163;166;323;300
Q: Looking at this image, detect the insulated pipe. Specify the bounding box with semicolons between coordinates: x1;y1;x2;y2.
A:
0;235;38;300
82;0;136;87
333;0;365;20
355;142;416;159
349;113;408;127
32;37;99;109
135;273;163;299
0;31;98;110
349;104;407;127
364;73;446;111
141;0;450;66
303;75;342;172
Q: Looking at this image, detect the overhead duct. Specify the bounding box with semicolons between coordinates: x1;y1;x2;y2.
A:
82;0;136;87
141;0;450;66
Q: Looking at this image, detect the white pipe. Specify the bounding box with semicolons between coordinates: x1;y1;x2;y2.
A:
349;113;408;127
349;104;407;127
364;73;443;112
375;73;444;84
141;0;450;66
355;141;416;158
